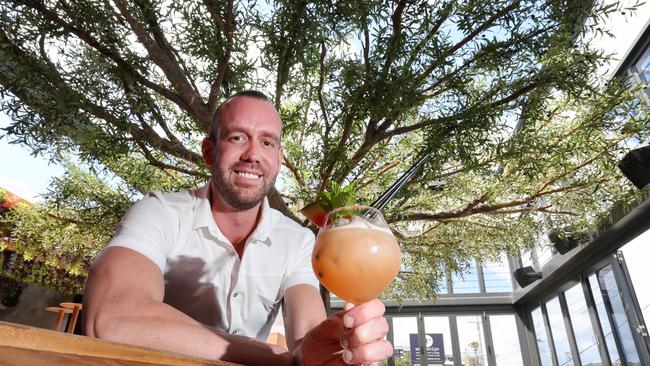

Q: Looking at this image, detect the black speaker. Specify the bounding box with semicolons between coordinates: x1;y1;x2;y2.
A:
514;266;542;288
548;231;579;255
619;145;650;189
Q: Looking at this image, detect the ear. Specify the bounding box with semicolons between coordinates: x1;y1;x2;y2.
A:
278;146;285;169
202;138;214;167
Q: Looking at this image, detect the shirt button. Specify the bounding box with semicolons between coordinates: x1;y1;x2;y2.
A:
233;292;239;298
233;329;240;335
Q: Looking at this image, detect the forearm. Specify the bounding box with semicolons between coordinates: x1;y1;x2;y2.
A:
283;286;327;350
86;299;292;365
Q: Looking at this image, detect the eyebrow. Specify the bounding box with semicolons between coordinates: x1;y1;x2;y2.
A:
261;132;281;143
221;127;281;143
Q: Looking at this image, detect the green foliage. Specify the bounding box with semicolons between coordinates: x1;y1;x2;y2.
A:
0;164;134;293
0;0;648;299
316;182;359;211
315;182;359;223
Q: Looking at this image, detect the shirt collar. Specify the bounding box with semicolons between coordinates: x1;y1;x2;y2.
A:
192;182;272;245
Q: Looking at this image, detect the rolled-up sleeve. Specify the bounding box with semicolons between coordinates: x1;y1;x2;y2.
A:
283;229;320;292
104;194;173;273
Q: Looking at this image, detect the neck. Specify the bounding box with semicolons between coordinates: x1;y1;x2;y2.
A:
209;185;262;256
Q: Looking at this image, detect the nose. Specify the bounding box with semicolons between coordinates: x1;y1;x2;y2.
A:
240;140;261;164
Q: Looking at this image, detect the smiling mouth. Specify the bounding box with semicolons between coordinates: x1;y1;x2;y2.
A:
235;171;261;180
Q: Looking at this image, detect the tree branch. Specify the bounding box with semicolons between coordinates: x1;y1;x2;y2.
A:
403;1;454;73
207;0;234;113
132;0;202;99
317;42;330;129
535;143;615;194
415;0;520;84
362;16;372;84
18;0;192;115
381;0;407;75
384;80;539;139
112;0;211;132
283;155;306;190
150;104;182;146
421;25;553;95
331;75;539;184
357;160;400;189
486;205;578;216
202;0;226;34
317;112;356;190
134;139;208;178
438;219;507;232
0;28;203;166
267;187;302;224
395;182;589;222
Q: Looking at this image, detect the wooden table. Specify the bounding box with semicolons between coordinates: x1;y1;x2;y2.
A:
0;320;238;365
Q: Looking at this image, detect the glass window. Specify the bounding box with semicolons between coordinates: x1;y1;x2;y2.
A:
596;266;641;365
424;316;454;365
546;297;575;366
438;272;449;294
633;45;650;85
392;316;418;366
452;262;480;294
537;243;554;268
489;315;523;366
564;284;602;365
521;249;534;269
457;315;488;366
588;274;623;365
620;229;650;329
483;256;513;293
531;307;554;366
521;241;553;272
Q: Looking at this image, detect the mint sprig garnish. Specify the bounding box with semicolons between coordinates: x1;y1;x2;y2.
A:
316;182;358;224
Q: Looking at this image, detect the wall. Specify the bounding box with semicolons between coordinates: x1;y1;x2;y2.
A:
0;284;72;330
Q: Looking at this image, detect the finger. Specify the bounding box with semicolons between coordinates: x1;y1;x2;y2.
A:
343;302;355;311
341;339;393;365
341;299;385;329
342;316;389;348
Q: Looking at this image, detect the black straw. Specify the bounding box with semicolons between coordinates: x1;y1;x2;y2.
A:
369;153;430;211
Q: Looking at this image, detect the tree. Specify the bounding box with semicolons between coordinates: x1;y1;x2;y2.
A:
0;0;648;297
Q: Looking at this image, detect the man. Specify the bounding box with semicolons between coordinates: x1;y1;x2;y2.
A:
83;91;393;365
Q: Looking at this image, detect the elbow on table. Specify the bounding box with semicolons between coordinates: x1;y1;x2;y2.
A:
83;308;128;343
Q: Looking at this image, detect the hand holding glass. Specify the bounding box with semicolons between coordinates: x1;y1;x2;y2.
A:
312;206;401;305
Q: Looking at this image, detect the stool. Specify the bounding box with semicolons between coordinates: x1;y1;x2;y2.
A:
60;302;83;333
45;306;73;332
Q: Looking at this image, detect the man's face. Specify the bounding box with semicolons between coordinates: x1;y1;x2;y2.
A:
202;96;283;210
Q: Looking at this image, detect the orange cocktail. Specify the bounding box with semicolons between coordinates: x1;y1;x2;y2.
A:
312;206;401;304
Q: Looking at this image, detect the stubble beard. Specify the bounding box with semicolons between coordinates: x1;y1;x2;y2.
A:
212;163;277;210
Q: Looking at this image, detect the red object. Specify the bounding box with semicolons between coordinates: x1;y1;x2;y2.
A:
0;189;29;209
300;199;329;227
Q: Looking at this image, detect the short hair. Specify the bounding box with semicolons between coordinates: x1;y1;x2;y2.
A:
209;90;271;141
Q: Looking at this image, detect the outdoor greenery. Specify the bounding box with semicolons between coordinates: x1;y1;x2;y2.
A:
0;0;648;297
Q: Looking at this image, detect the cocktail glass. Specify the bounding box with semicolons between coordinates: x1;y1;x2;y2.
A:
311;205;401;305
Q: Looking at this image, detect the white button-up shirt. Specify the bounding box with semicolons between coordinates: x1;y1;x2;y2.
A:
105;183;319;340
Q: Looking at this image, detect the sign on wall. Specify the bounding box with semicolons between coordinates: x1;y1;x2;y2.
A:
409;333;445;365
